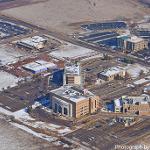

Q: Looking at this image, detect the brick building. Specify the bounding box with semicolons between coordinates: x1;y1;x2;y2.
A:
97;66;126;81
49;85;99;118
123;95;150;116
114;95;150;116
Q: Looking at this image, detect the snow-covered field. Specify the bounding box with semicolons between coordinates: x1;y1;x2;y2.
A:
126;64;149;79
0;45;29;66
0;118;60;150
0;106;72;139
0;106;72;149
0;71;21;91
11;122;58;142
50;43;97;60
13;108;71;136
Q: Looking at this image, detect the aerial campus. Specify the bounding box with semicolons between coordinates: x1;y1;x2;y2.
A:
0;0;150;150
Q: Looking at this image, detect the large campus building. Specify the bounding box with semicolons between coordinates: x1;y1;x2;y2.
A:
126;36;148;51
49;86;99;118
97;66;126;81
22;60;57;74
122;95;150;116
63;54;103;87
63;62;82;86
17;36;47;50
118;36;148;51
134;23;150;43
114;95;150;116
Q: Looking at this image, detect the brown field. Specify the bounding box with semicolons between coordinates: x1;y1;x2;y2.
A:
1;0;149;34
0;0;47;10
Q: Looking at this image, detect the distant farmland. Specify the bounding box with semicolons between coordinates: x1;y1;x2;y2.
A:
1;0;150;34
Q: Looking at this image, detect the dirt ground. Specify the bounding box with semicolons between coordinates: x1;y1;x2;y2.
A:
0;0;47;10
1;0;149;34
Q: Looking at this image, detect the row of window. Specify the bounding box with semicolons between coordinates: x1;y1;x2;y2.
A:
54;103;68;115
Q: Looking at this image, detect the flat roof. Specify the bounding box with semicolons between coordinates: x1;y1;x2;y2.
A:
18;36;47;48
23;60;57;73
123;95;150;104
0;71;20;91
100;66;124;77
137;23;150;30
0;44;28;66
126;36;144;43
65;63;80;75
50;86;94;103
49;43;97;60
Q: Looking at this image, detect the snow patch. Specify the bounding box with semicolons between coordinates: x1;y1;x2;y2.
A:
0;107;12;116
126;64;149;79
58;127;71;135
13;108;35;121
0;71;21;91
11;122;57;142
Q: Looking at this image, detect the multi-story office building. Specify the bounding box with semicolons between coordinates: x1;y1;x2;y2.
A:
118;35;148;51
97;66;126;81
114;95;150;116
63;62;82;86
123;95;150;116
126;36;148;51
49;85;99;118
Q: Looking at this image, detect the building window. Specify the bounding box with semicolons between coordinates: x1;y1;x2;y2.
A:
80;113;83;116
54;103;58;113
95;100;97;108
91;102;93;109
58;105;62;113
64;107;68;115
80;107;84;111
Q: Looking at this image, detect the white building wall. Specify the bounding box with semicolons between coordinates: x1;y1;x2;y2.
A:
52;96;72;117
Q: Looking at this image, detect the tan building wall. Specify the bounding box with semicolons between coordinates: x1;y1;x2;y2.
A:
75;96;99;118
123;103;150;116
89;96;99;113
99;70;126;81
75;98;90;118
126;40;148;51
64;75;82;85
74;76;82;85
50;92;99;118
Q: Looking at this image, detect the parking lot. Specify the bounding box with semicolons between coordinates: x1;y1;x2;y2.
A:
66;119;150;150
133;48;150;64
81;21;127;31
79;31;119;47
0;77;52;112
90;79;137;101
0;18;30;39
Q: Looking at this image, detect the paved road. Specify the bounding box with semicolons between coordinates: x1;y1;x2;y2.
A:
1;15;149;67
